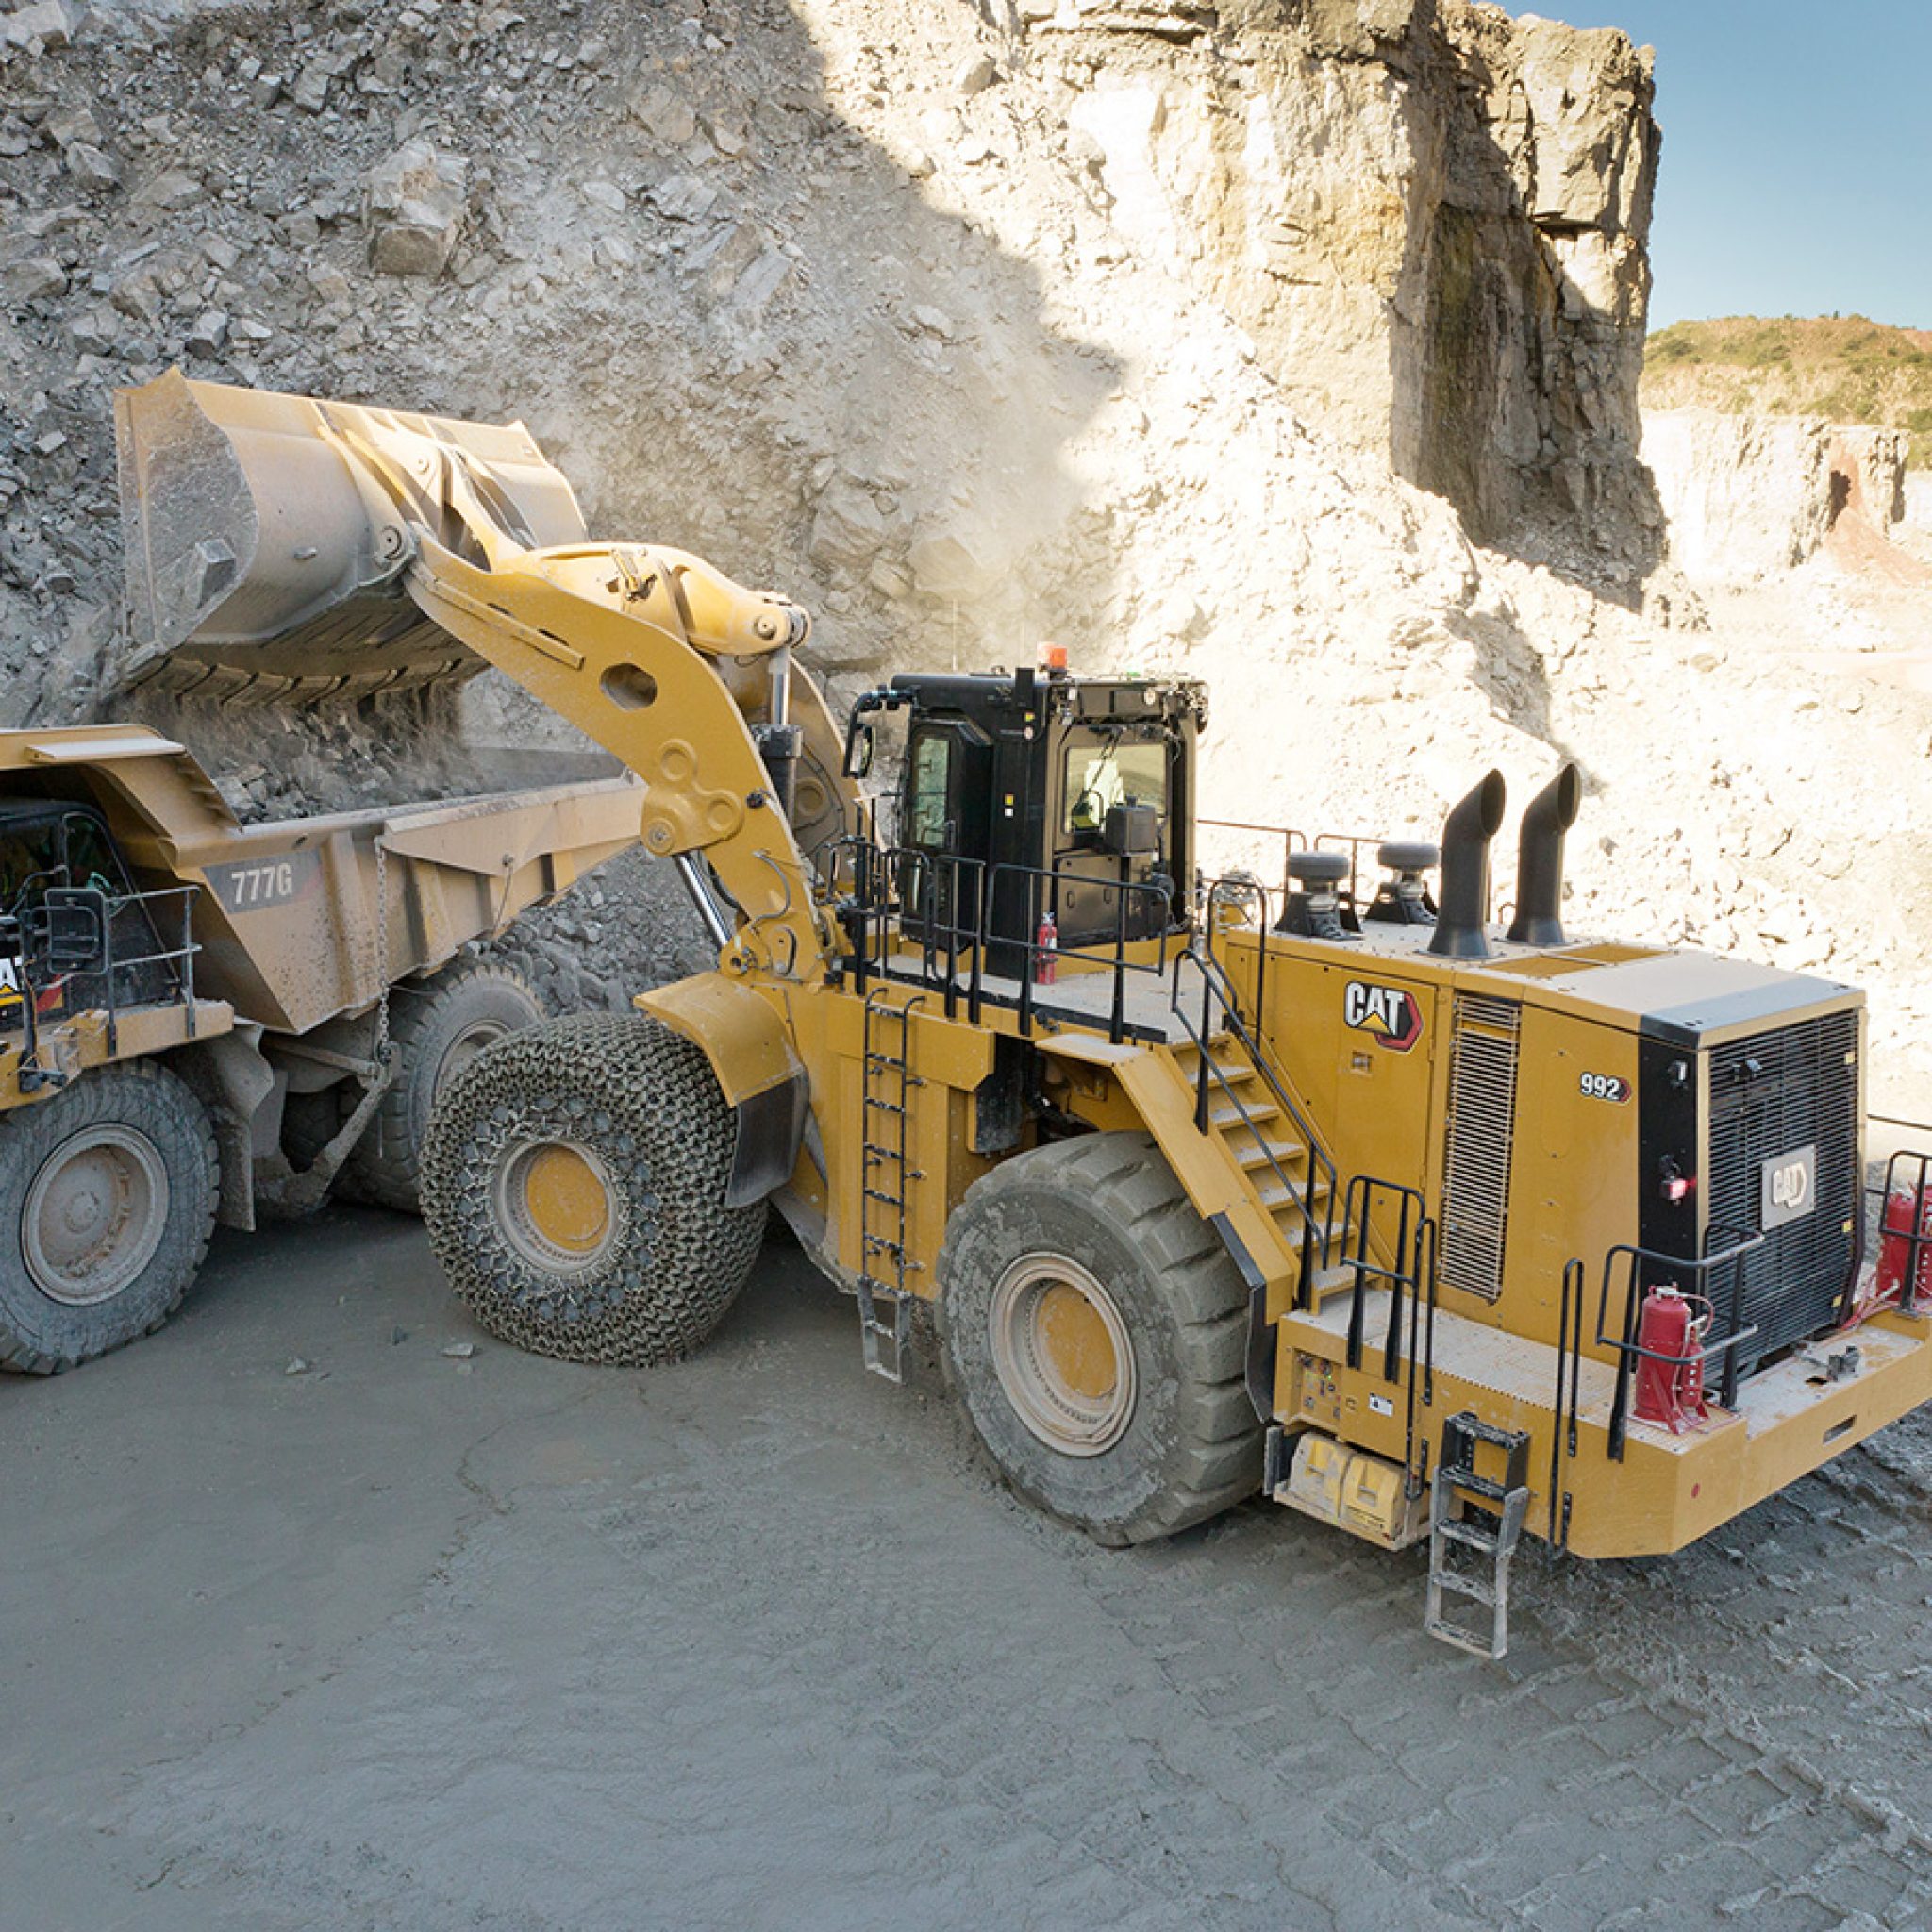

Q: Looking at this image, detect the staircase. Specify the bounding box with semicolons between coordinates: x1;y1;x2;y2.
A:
1169;1032;1357;1309
856;989;925;1382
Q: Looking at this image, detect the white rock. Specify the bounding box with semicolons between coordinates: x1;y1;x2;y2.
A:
133;168;202;210
64;142;120;191
364;140;468;278
4;0;82;49
954;53;998;95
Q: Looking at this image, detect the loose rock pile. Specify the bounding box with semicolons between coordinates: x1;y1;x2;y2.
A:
1;0;1927;1086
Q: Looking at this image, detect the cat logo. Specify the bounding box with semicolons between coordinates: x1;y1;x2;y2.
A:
1343;980;1423;1053
1760;1144;1816;1229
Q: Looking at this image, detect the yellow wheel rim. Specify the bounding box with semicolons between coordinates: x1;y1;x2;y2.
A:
988;1253;1137;1456
497;1138;617;1275
1034;1281;1119;1403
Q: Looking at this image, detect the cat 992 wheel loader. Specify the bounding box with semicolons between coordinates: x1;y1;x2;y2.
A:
121;368;1932;1657
0;722;641;1373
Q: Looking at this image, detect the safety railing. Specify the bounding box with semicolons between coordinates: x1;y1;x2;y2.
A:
1166;934;1341;1307
1589;1229;1766;1460
832;839;1179;1046
1839;1145;1932;1324
2;882;202;1091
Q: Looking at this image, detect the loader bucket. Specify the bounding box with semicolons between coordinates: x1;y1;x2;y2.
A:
115;370;588;704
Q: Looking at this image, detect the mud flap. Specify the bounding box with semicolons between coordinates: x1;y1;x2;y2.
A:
726;1067;808;1208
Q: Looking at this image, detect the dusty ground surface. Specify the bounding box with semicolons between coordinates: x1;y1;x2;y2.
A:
7;1207;1932;1932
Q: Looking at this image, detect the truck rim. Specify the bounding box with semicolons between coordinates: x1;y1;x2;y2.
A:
23;1125;172;1307
988;1253;1137;1456
496;1138;617;1274
435;1019;515;1099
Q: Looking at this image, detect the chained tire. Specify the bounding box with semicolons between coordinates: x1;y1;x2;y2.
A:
939;1131;1259;1546
0;1060;219;1374
348;958;544;1214
419;1011;765;1365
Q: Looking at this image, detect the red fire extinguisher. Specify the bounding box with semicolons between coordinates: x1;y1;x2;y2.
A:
1035;909;1058;986
1632;1284;1711;1434
1877;1183;1932;1310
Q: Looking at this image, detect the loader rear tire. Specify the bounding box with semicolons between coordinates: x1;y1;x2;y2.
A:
0;1061;218;1374
419;1012;764;1365
939;1132;1259;1546
349;958;544;1214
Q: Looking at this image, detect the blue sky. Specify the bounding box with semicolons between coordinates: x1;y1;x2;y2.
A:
1574;2;1931;330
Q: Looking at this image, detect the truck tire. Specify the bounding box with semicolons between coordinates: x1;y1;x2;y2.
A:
939;1132;1259;1546
0;1061;219;1374
348;958;544;1214
419;1012;764;1365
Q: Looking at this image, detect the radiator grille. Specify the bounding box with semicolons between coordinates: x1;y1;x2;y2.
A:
1707;1008;1860;1372
1440;994;1521;1299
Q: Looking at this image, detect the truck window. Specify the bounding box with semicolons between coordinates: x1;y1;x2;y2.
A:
1065;735;1168;835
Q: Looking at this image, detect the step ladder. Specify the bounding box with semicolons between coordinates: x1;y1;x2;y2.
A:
856;989;925;1382
1425;1410;1532;1660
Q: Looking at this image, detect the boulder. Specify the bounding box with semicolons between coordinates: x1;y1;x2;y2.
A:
364;141;469;279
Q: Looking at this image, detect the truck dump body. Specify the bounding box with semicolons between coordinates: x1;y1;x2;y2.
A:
0;724;641;1068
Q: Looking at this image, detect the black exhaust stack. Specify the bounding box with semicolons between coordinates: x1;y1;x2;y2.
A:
1427;770;1507;959
1507;762;1582;948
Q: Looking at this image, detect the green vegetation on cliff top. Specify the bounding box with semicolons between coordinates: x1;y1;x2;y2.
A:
1643;316;1932;458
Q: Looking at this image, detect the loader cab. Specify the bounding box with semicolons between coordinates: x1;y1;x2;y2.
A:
848;661;1205;974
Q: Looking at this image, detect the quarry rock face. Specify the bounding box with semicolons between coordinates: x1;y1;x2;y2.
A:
1045;0;1660;557
1643;408;1911;578
0;0;1928;1076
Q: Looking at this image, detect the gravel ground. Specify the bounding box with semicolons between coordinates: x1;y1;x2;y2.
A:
5;1208;1932;1932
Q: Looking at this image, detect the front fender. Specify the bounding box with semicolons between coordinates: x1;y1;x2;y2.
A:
635;974;807;1208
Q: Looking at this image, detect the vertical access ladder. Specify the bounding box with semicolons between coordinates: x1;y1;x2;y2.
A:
856;988;925;1382
1425;1409;1532;1658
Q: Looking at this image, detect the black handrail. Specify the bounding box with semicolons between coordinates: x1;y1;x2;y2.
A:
1166;939;1339;1307
1844;1148;1932;1324
1591;1232;1766;1459
1190;877;1343;1289
834;841;1175;1047
1550;1257;1588;1549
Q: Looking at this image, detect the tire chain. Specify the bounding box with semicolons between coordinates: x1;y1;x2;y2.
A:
420;1012;764;1367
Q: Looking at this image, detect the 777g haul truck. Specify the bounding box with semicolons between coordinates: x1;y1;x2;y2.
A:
0;723;639;1373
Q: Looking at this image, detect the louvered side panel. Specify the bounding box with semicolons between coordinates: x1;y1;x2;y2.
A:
1439;994;1522;1300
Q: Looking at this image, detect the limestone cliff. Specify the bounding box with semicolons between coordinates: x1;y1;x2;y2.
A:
1017;0;1658;558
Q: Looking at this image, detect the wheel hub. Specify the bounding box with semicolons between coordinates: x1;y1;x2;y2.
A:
497;1138;617;1274
988;1253;1137;1456
23;1125;171;1307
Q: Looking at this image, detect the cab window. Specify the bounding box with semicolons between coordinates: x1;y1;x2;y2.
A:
1064;734;1168;835
907;729;955;850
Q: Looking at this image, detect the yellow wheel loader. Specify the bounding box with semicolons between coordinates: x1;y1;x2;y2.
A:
0;722;640;1372
120;369;1932;1656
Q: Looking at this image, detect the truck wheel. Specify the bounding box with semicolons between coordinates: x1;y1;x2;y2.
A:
419;1012;764;1365
939;1132;1259;1545
349;958;544;1214
0;1062;219;1374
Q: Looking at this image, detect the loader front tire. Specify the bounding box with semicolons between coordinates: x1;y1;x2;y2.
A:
939;1132;1259;1546
0;1061;218;1374
419;1012;764;1365
349;958;544;1213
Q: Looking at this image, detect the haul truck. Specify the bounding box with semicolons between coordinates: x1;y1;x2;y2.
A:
0;723;640;1372
119;368;1932;1656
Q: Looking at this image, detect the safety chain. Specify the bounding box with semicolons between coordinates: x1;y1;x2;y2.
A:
374;835;394;1069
